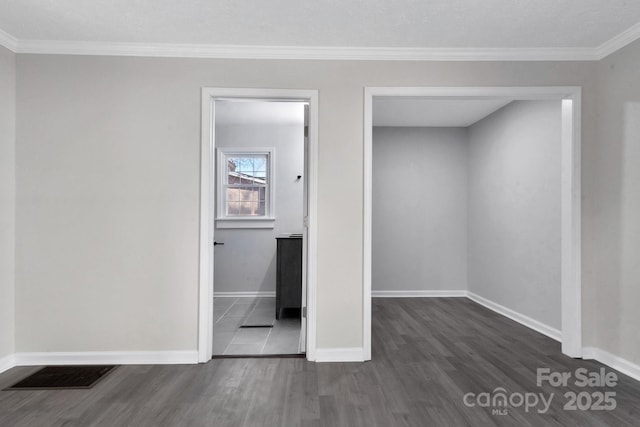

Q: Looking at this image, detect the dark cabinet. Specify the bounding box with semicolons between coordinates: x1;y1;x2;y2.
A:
276;235;302;319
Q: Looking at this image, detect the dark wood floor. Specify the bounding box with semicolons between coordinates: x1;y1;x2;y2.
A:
1;298;639;426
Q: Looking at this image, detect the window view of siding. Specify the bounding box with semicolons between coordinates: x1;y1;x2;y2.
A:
226;155;268;216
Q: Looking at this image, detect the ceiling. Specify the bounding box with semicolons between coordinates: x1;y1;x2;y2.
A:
373;98;513;127
0;1;639;59
217;98;510;128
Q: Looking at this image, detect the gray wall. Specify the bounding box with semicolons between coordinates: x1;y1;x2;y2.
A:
592;41;640;364
13;54;599;352
214;104;305;294
372;127;468;292
468;101;561;329
0;46;15;361
372;105;561;334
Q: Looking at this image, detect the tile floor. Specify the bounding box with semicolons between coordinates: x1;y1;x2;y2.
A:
213;297;302;356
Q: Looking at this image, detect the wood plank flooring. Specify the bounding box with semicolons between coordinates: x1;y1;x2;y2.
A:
1;298;639;426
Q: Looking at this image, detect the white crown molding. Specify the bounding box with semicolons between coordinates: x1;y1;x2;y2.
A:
9;40;599;61
8;26;640;61
0;28;18;52
1;21;639;60
595;22;640;60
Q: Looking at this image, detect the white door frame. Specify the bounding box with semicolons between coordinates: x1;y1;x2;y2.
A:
363;86;582;360
199;88;319;362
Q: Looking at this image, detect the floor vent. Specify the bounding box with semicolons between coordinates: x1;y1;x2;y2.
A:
5;365;117;390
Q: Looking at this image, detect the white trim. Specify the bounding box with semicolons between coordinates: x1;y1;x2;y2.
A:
363;86;582;360
198;90;215;362
0;28;18;52
299;111;310;354
363;89;373;362
583;347;640;382
595;22;640;60
199;88;319;363
365;86;581;99
370;290;563;342
213;291;276;298
0;21;638;60
216;146;275;224
314;347;365;363
0;354;16;374
372;290;467;298
8;41;600;61
215;218;275;229
561;96;583;357
467;292;562;342
12;351;198;366
305;94;319;362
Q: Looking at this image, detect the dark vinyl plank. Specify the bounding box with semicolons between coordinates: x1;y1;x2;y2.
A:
2;298;640;426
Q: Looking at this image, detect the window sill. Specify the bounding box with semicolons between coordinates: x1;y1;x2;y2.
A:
215;218;276;229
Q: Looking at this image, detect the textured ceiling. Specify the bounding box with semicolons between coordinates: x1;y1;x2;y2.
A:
0;0;639;49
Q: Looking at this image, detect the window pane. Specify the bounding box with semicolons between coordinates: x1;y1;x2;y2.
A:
227;200;266;217
220;150;271;219
238;202;256;216
227;201;241;216
225;186;266;216
240;187;253;201
226;188;240;202
227;155;268;183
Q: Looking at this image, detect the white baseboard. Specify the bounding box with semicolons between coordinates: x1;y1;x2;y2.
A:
372;290;467;298
466;291;562;342
214;291;276;298
583;347;640;382
314;347;365;362
12;351;199;367
0;353;16;374
371;290;561;343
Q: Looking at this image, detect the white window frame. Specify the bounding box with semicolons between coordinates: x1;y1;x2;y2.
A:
216;147;276;229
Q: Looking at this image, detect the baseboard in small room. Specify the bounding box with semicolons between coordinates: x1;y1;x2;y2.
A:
0;354;15;374
466;291;562;342
372;290;467;298
214;291;276;298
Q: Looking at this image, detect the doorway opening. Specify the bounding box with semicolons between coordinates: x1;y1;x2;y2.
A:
363;87;582;361
199;89;319;362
